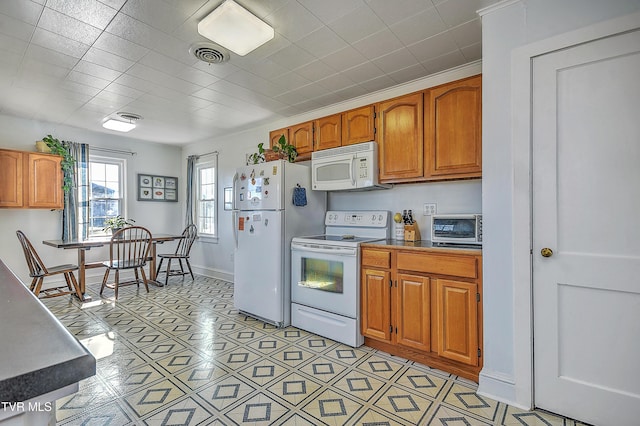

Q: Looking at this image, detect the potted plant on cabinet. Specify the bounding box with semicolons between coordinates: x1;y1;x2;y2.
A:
247;136;297;164
102;216;135;236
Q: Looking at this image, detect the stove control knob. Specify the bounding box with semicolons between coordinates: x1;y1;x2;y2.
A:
378;214;383;221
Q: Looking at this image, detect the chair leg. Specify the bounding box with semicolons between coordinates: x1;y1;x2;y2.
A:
68;272;83;300
185;258;195;280
114;270;119;299
33;277;44;296
139;267;149;293
165;258;172;286
134;268;140;288
29;277;38;292
156;258;164;276
178;259;185;276
100;269;110;295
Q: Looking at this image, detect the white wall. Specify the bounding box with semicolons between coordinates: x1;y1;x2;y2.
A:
479;0;640;409
182;62;484;280
0;114;183;284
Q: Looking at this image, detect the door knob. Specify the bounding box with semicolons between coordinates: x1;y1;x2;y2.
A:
540;247;553;257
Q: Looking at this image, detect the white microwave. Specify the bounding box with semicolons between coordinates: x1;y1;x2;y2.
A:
311;142;391;191
431;214;483;246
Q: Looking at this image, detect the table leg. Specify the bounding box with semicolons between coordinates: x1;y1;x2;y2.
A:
77;248;92;302
148;241;163;287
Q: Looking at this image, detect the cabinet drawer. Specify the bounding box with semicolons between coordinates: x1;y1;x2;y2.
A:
361;249;391;269
397;252;477;278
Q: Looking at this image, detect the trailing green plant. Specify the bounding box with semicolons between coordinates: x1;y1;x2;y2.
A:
247;142;266;164
247;137;297;165
42;134;75;192
102;215;135;232
271;135;297;162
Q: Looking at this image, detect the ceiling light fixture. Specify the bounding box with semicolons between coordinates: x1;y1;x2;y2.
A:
102;113;142;132
197;0;274;56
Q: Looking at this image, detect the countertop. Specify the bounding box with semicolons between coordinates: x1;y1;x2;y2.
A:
0;260;96;402
362;239;482;255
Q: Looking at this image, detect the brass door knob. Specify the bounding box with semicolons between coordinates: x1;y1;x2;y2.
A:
540;247;553;257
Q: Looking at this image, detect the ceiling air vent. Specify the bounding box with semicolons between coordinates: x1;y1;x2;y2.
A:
189;42;229;64
117;112;142;122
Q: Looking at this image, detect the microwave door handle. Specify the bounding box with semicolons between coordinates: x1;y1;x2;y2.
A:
351;155;356;186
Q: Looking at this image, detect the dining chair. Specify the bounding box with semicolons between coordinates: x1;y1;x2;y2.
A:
16;230;83;300
100;226;152;299
156;224;198;285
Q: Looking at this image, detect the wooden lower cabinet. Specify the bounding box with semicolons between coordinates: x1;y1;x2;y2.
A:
396;273;430;352
361;268;392;342
435;278;478;366
361;246;482;381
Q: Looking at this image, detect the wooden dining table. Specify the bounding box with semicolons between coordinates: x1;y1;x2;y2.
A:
43;233;184;301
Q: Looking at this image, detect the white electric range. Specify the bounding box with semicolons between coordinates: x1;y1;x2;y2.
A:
290;210;390;347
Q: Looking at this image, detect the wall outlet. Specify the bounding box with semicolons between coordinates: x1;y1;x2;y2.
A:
423;203;437;216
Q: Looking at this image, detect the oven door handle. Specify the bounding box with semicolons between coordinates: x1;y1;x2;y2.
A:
291;243;357;256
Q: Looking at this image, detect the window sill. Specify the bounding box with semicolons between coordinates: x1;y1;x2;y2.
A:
197;235;218;244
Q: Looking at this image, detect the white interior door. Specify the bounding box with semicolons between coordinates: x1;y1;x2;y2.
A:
532;29;640;425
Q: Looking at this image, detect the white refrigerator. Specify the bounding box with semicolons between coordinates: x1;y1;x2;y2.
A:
233;160;326;327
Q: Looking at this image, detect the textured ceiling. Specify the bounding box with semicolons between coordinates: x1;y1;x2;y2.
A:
0;0;500;145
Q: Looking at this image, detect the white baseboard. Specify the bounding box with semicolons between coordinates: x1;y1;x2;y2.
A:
477;369;529;410
191;265;233;283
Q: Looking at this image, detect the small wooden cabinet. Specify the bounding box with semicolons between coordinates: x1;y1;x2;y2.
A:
426;75;482;179
289;121;314;156
315;114;341;151
0;149;64;209
269;128;289;149
377;92;424;182
361;245;483;381
342;105;376;146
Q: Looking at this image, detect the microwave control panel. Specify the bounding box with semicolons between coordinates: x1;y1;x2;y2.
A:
357;158;369;178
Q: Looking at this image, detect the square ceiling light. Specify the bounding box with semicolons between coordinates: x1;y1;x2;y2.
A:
103;119;136;132
198;0;274;56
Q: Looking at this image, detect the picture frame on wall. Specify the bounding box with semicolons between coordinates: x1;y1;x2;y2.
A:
138;174;178;202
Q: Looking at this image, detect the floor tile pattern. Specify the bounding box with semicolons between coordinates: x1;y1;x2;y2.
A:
41;275;589;425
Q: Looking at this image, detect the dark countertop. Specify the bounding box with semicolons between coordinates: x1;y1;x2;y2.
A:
362;239;482;255
0;260;96;402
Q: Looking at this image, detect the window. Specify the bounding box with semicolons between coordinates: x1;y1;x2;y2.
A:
88;156;125;237
196;159;217;238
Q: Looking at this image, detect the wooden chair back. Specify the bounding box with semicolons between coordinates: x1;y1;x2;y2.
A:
16;230;48;278
175;224;198;257
107;226;152;269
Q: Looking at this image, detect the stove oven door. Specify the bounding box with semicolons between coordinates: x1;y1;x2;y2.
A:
291;242;358;318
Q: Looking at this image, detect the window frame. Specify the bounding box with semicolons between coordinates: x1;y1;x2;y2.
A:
87;155;127;238
195;158;218;242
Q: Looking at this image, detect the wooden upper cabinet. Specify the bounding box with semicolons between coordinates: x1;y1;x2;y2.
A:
0;150;24;207
0;149;63;209
289;121;314;156
426;75;482;179
27;153;63;209
269;128;289;149
342;105;375;146
315;114;341;151
377;93;424;182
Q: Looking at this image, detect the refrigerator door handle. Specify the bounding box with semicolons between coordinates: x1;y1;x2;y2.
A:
232;172;238;210
232;210;238;248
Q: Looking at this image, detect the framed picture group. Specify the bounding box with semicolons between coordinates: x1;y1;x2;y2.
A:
138;174;178;202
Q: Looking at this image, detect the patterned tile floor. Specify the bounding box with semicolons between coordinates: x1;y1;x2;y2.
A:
41;275;588;426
